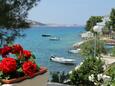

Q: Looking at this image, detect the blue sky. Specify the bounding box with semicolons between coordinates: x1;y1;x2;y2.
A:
28;0;115;25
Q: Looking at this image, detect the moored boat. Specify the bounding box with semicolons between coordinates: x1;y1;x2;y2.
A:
42;34;51;37
106;42;115;46
50;56;75;65
49;37;60;41
68;49;81;54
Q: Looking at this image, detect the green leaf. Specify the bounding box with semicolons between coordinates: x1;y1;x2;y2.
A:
32;54;36;59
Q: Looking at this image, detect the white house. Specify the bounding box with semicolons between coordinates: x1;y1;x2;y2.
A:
93;15;110;33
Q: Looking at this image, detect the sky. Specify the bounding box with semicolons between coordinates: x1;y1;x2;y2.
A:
28;0;115;25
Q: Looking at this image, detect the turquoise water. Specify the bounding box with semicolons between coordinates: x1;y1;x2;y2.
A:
15;27;85;72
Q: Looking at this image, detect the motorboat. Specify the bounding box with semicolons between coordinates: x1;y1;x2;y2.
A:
50;56;75;64
68;49;81;54
106;42;115;46
49;37;60;41
42;34;51;37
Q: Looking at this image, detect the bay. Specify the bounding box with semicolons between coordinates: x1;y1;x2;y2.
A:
15;26;85;73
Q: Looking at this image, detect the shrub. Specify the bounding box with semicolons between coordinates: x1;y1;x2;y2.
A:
69;57;104;85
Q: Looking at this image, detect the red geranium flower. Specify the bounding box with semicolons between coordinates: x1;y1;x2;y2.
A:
1;46;12;58
23;50;31;59
4;45;12;52
18;51;24;59
12;44;23;54
1;57;17;74
0;62;2;71
22;61;38;78
0;48;2;54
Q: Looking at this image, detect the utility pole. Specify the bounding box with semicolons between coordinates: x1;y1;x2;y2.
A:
94;32;97;57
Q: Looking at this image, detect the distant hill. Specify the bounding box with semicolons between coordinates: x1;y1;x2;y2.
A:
27;20;81;27
27;20;47;26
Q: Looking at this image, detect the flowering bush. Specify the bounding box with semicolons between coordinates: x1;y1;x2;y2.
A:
0;44;40;80
22;61;38;78
1;57;17;74
23;50;32;59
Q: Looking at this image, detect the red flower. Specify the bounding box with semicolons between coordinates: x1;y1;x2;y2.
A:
23;50;31;58
1;57;17;74
18;51;23;59
22;61;38;78
1;46;12;58
0;62;2;71
4;45;12;52
0;48;2;54
12;44;23;54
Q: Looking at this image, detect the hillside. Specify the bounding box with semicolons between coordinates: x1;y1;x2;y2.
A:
27;20;47;26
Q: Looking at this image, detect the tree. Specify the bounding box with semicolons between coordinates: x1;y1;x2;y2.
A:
110;8;115;31
80;39;107;57
86;16;103;31
0;0;40;28
105;63;115;85
111;47;115;56
0;0;40;46
50;71;69;83
102;21;112;35
69;57;104;86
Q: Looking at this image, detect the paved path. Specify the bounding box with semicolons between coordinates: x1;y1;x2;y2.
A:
2;72;48;86
101;54;115;65
47;82;71;86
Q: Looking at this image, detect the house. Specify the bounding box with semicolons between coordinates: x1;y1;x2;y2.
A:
93;15;110;33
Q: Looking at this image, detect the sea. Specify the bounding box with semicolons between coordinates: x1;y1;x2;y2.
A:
15;26;85;73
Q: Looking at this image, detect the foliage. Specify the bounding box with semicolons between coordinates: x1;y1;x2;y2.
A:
80;39;107;57
0;44;40;80
110;8;115;31
102;27;110;35
0;30;26;47
105;63;115;82
104;63;115;86
112;81;115;86
85;16;103;31
69;57;104;86
0;0;40;29
103;8;115;32
103;21;112;34
0;0;40;46
50;71;69;84
105;21;112;29
111;47;115;56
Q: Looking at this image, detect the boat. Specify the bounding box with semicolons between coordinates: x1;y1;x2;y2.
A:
50;56;75;65
106;42;115;46
68;49;81;54
42;34;51;37
49;37;60;41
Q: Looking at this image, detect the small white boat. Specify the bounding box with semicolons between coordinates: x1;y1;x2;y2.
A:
49;37;60;41
68;49;81;54
50;56;75;64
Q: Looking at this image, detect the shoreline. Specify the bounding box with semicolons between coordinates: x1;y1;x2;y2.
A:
30;25;85;28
